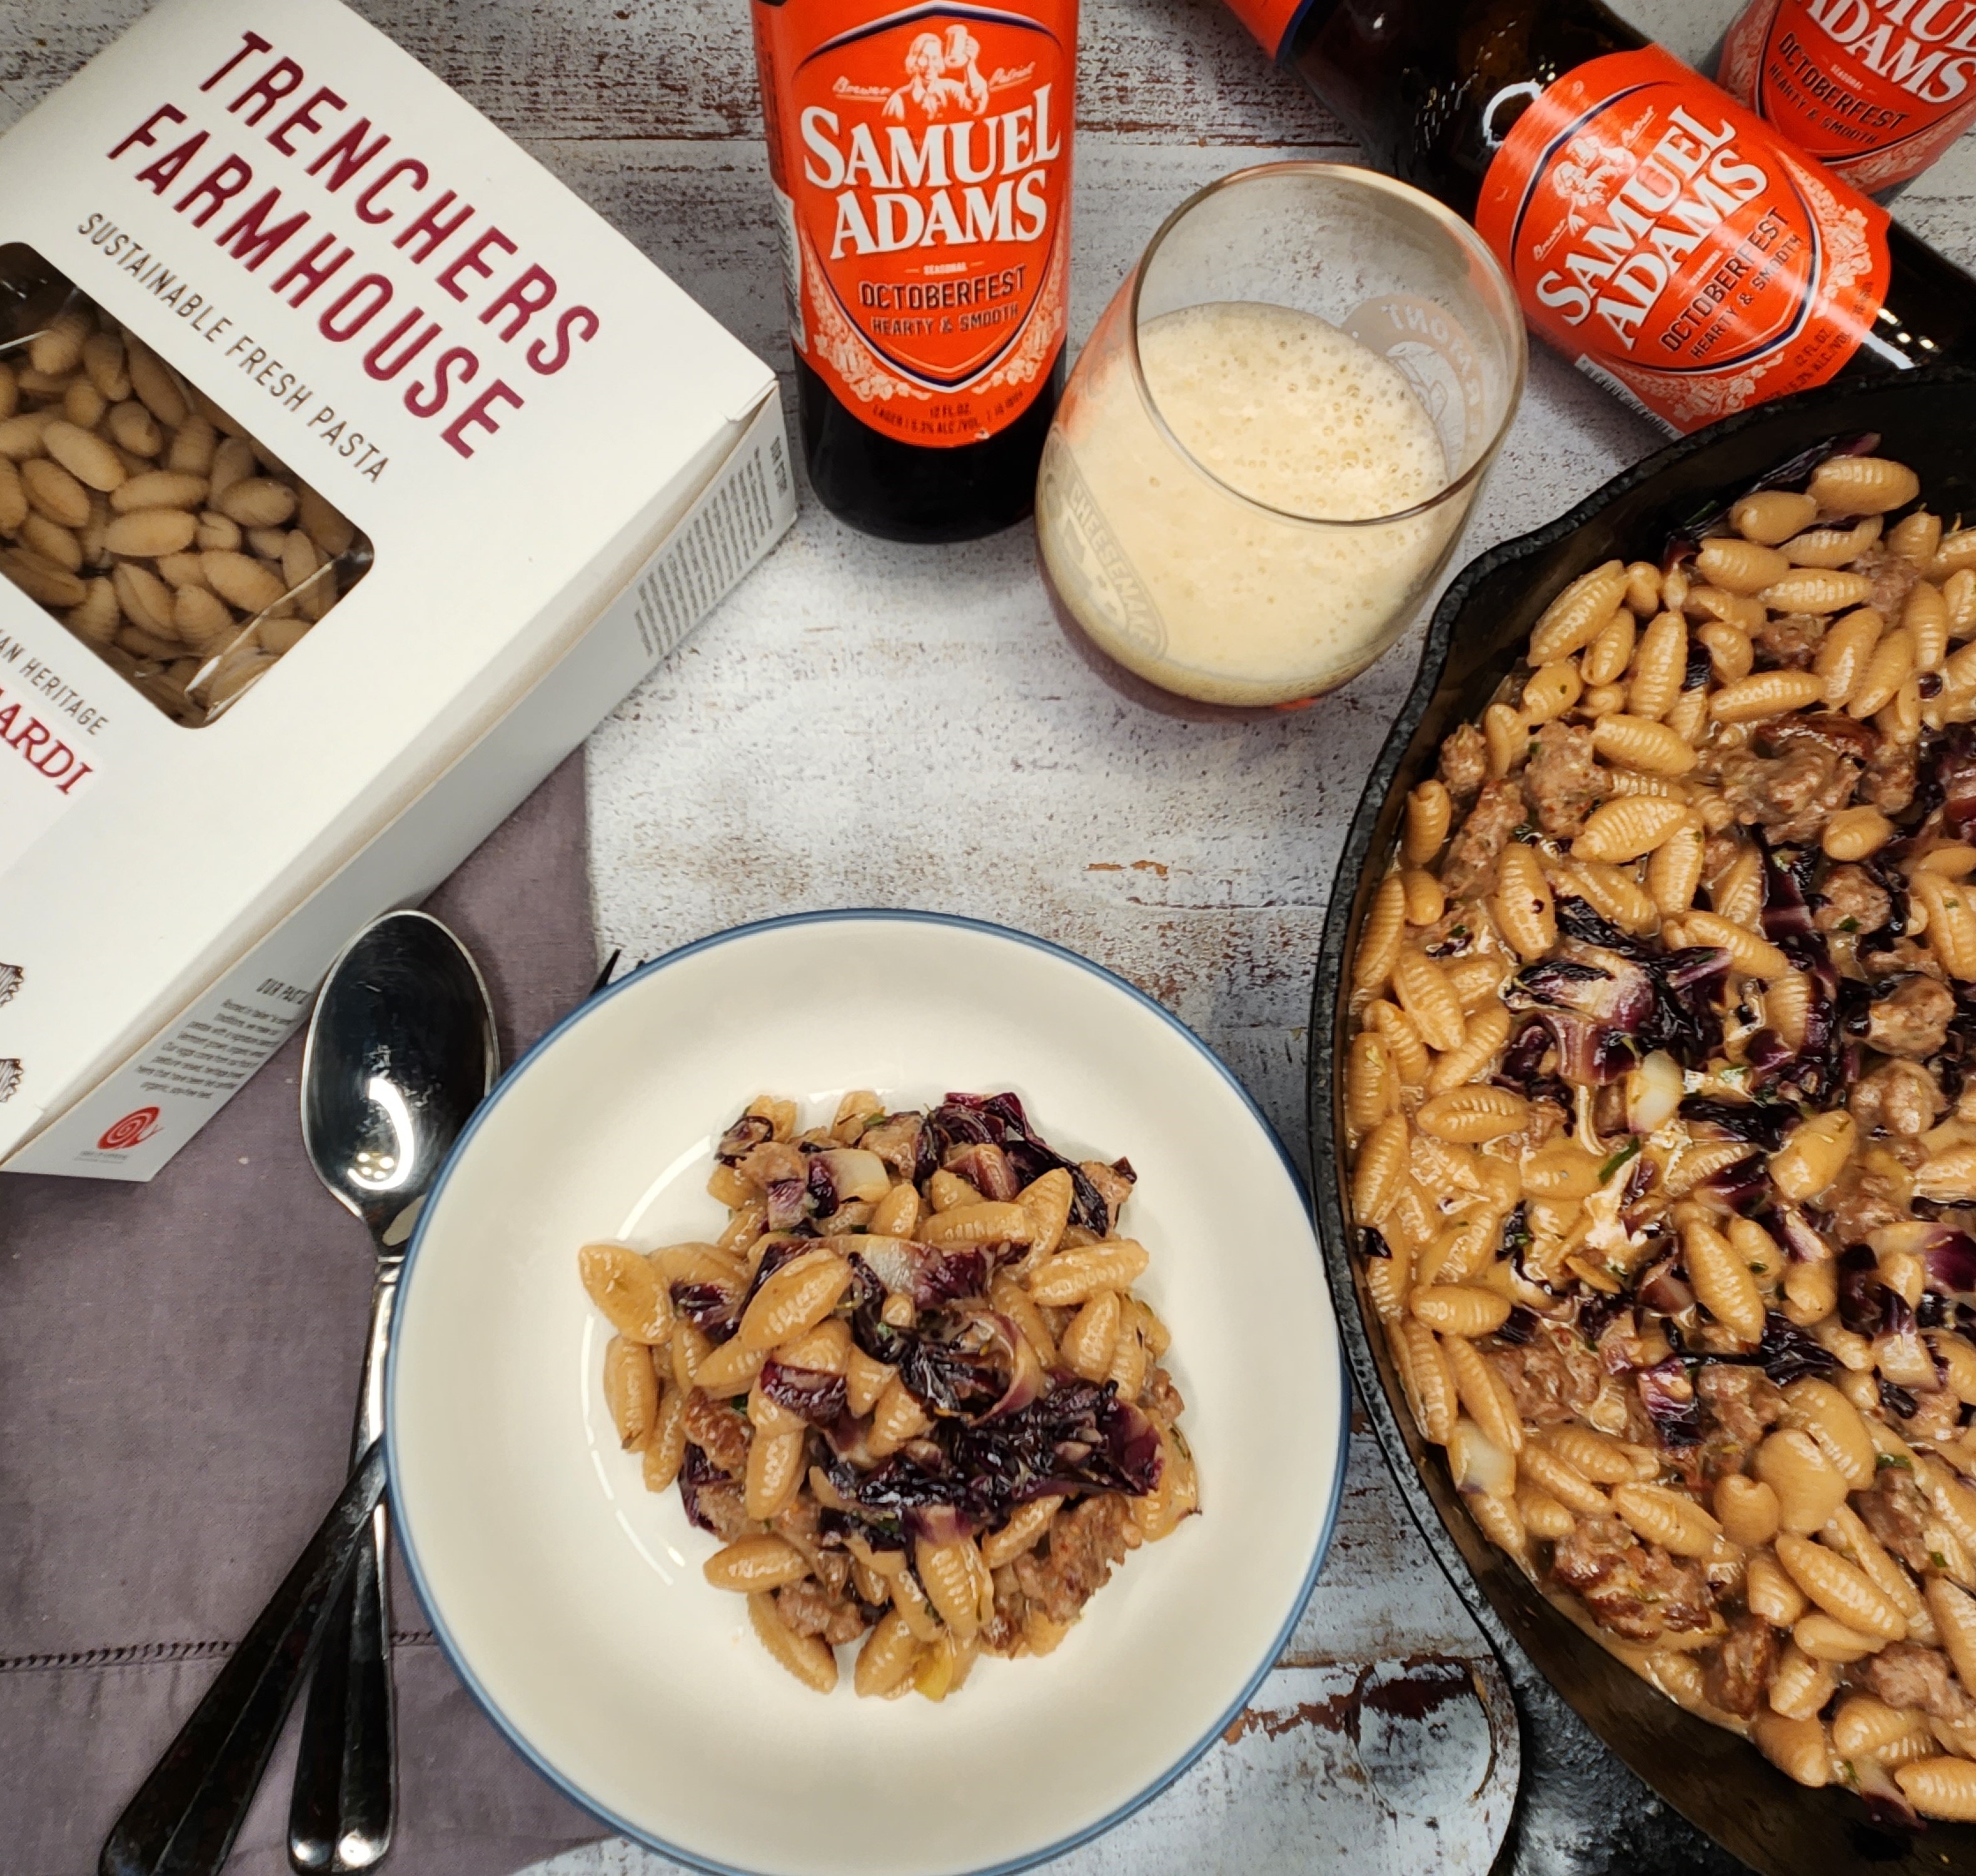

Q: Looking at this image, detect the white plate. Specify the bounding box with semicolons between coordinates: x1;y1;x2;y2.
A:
388;910;1346;1876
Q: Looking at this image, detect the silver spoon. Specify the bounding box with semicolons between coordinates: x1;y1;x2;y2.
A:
288;910;497;1873
98;910;495;1876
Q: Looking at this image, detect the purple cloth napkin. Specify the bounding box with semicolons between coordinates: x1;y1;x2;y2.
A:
0;753;609;1876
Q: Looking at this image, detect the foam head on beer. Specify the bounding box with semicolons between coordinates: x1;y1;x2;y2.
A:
1037;166;1524;709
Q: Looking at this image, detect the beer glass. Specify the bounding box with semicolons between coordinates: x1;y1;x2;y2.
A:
1037;163;1525;714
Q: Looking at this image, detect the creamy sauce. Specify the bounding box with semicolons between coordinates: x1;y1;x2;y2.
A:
1038;300;1463;706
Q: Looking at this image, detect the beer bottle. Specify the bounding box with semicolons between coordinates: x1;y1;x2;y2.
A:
1718;0;1976;194
1223;0;1976;434
750;1;1076;541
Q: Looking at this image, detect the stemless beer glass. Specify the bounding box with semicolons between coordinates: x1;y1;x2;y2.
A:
1036;164;1525;714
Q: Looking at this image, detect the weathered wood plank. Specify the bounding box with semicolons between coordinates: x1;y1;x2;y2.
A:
0;0;1349;146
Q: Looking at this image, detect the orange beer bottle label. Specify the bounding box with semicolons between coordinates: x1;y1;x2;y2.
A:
751;1;1076;448
1475;46;1892;433
1720;0;1976;193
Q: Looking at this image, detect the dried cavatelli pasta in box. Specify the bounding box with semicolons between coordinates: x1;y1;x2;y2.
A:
0;0;795;1181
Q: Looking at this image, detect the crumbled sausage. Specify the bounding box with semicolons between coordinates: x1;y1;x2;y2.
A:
1855;1468;1935;1575
1525;721;1605;840
1861;737;1918;815
1858;544;1919;620
1867;974;1956;1060
1713;741;1860;843
688;1475;753;1542
979;1573;1031;1657
737;1139;805;1190
1704;1614;1778;1719
1438;721;1490;800
1549;1516;1713;1640
1441;779;1526;897
1697;1364;1785;1459
1820;1161;1909;1246
1863;1642;1976;1720
1815;864;1892;937
1485;1323;1604;1426
775;1577;867;1646
1142;1366;1186;1423
683;1389;752;1476
1752;610;1825;668
1851;1058;1946;1136
1863;937;1947;982
1907;1388;1963;1443
1011;1493;1133;1626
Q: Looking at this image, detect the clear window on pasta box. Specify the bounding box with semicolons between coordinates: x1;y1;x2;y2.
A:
0;244;371;727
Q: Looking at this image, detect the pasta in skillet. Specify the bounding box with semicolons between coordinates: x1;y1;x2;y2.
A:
579;1091;1197;1700
1348;446;1976;1823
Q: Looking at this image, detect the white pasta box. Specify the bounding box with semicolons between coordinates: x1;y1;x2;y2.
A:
0;0;794;1181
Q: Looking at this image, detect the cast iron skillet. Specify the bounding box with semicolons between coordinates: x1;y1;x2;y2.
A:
1309;370;1976;1876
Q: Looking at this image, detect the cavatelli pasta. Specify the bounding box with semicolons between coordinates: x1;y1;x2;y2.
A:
1342;443;1976;1823
578;1089;1194;1697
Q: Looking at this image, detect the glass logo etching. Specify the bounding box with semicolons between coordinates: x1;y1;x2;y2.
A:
1037;430;1166;655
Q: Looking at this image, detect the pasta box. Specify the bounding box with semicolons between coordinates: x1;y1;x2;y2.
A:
0;0;795;1181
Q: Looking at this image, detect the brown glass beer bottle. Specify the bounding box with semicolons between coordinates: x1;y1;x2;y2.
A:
1718;0;1976;194
1224;0;1976;434
750;1;1076;541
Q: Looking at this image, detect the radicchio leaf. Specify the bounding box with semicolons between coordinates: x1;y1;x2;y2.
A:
759;1360;849;1426
1636;1355;1703;1447
1678;1096;1798;1151
824;1375;1162;1536
849;1235;991;1308
764;1177;809;1231
714;1112;774;1162
1880;1378;1920;1420
1755;1311;1837;1386
1636;1252;1695;1318
1927;722;1976;839
1838;1244;1885;1336
1924;1229;1976;1298
1505;951;1653;1085
1496;1306;1538;1346
677;1443;728;1533
805;1152;838;1216
1636;946;1731;1071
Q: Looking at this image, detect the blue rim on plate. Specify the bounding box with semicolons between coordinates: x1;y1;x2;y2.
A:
386;907;1350;1876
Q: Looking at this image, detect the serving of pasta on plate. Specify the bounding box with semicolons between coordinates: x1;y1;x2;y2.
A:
580;1088;1198;1702
1346;443;1976;1825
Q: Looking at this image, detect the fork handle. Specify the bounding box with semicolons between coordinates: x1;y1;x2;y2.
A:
98;1441;386;1876
289;1264;400;1872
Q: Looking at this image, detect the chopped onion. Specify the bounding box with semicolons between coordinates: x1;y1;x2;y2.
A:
1627;1049;1683;1134
817;1147;890;1204
1448;1415;1517;1500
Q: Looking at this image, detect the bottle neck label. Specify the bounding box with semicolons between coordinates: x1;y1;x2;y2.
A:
1222;0;1321;60
751;1;1075;448
1720;0;1976;192
1476;45;1890;434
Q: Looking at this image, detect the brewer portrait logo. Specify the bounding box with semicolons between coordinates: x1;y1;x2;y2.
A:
98;1106;163;1151
759;0;1076;445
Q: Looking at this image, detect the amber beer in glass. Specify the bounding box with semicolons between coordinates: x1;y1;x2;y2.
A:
1036;164;1525;713
1222;0;1976;435
750;1;1075;541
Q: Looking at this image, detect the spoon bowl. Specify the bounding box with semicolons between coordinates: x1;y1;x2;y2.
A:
302;911;499;1246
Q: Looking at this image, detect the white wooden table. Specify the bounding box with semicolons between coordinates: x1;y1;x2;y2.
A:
7;1;1976;1870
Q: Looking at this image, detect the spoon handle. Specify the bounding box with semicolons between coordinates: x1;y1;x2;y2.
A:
98;1441;387;1876
289;1266;400;1872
